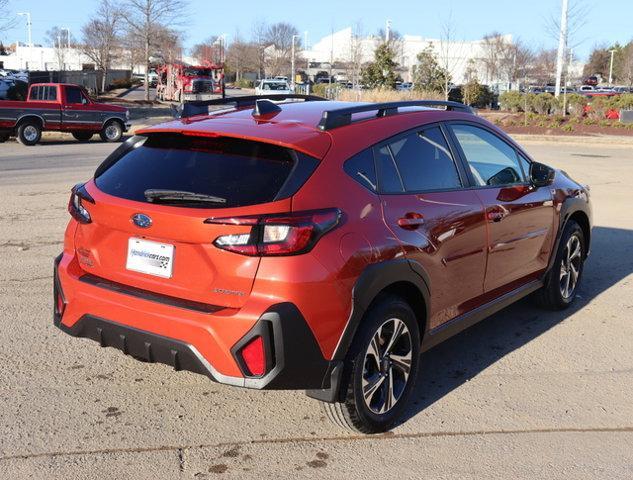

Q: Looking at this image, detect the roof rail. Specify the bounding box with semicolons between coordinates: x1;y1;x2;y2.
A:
175;94;328;119
317;100;474;131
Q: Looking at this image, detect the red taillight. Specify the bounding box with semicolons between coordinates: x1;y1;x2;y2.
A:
208;208;341;256
68;183;94;224
240;336;265;376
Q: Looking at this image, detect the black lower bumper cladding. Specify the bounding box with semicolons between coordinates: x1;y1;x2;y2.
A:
53;256;334;390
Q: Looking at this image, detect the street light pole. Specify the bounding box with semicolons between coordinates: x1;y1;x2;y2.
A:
17;12;32;70
554;0;569;98
291;34;298;90
609;49;617;85
62;27;71;49
17;12;32;47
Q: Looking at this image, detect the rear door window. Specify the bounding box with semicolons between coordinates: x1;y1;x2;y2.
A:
387;127;462;192
95;135;316;208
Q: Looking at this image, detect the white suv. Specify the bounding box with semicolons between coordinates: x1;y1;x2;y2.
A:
255;79;293;95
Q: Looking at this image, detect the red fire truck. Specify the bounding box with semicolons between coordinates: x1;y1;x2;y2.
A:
156;62;225;102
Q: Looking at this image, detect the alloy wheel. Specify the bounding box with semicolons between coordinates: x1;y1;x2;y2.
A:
560;234;582;299
362;318;412;415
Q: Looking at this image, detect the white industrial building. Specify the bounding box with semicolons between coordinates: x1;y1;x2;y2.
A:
304;27;515;85
0;43;134;72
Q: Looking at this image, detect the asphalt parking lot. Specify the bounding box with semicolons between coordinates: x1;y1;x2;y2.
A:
1;137;632;479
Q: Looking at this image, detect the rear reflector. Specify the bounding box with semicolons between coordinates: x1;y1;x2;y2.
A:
240;336;265;376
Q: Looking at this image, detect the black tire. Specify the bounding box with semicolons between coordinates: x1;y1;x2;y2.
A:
534;220;585;310
72;131;94;142
99;120;123;142
322;295;420;433
17;121;42;146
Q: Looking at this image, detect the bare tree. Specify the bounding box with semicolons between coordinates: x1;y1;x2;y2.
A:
46;26;76;70
347;22;365;89
1;0;17;33
82;0;121;92
251;21;268;79
225;31;259;82
437;14;465;100
262;22;301;78
151;25;183;64
544;0;592;50
123;0;188;100
531;48;558;85
191;36;223;65
479;32;508;85
499;39;534;88
620;42;633;87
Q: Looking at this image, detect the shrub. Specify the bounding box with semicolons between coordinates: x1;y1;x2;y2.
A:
561;123;574;132
614;93;633;110
461;80;495;108
531;93;554;115
566;93;587;118
499;91;524;112
583;117;598;126
233;78;254;89
587;97;609;120
599;119;611;128
336;87;443;102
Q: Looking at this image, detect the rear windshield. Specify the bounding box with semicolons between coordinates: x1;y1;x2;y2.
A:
95;135;306;208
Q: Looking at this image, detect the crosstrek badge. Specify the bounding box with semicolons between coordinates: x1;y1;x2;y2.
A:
126;238;174;278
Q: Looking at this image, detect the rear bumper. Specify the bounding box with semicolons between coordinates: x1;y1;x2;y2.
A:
53;254;332;390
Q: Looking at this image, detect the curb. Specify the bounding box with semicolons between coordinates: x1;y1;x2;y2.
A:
509;133;633;146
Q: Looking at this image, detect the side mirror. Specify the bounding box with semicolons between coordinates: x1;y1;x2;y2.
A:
530;162;556;187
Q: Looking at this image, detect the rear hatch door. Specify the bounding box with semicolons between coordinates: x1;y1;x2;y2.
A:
74;134;318;309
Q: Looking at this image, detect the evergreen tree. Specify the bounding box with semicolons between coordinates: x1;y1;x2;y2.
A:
412;46;450;93
361;42;398;89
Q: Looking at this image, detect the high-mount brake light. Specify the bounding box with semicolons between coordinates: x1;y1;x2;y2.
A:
68;183;94;224
209;208;341;256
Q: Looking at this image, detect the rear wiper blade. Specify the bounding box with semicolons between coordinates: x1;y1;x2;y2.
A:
144;189;227;204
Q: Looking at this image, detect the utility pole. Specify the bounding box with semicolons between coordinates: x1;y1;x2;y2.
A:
554;0;568;98
609;49;617;85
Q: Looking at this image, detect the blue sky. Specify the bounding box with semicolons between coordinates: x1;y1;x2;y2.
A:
3;0;632;59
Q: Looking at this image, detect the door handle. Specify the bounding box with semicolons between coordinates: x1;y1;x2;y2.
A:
397;212;424;230
487;206;510;222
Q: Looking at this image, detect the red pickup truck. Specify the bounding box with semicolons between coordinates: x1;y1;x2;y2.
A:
0;83;130;145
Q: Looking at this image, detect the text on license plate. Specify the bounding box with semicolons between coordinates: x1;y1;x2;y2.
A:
126;238;174;278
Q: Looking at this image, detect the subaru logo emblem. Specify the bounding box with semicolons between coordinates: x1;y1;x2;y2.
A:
131;213;152;228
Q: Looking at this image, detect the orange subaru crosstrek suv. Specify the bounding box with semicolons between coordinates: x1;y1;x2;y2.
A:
54;95;591;432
